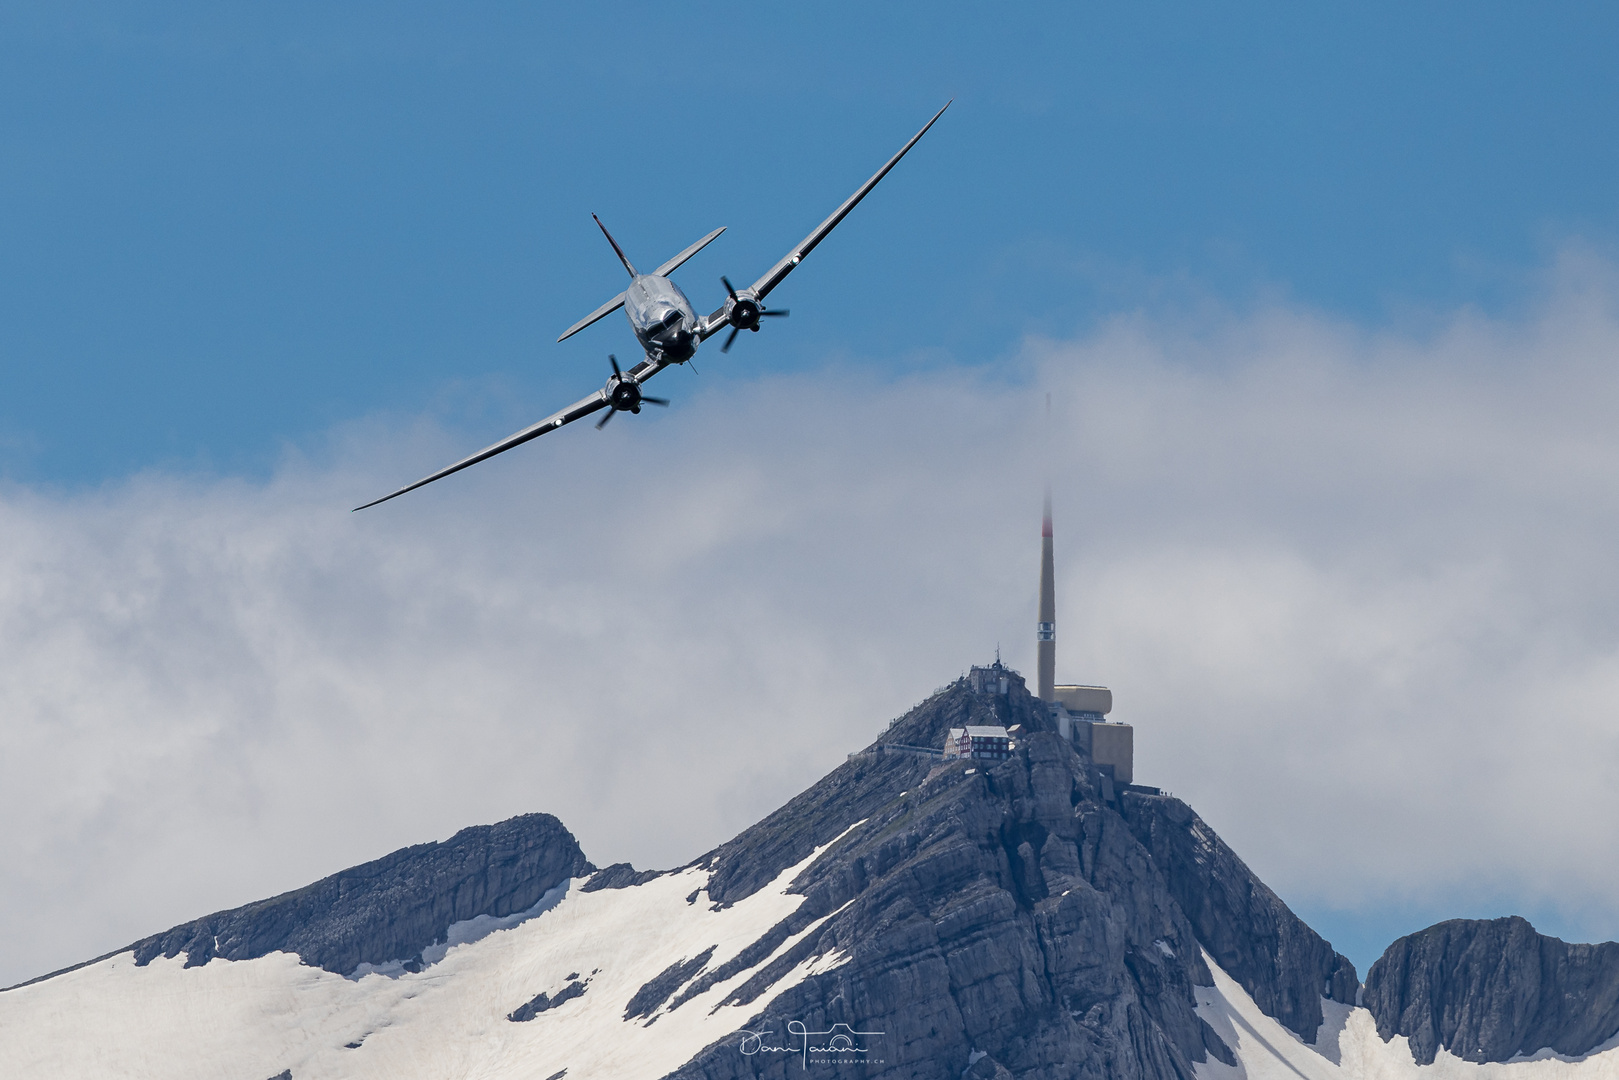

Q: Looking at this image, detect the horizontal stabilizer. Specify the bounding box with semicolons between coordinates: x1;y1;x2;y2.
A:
653;226;725;277
557;291;627;343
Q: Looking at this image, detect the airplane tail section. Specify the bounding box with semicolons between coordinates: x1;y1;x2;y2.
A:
556;224;726;343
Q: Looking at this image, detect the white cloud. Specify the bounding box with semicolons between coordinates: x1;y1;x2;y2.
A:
5;250;1619;987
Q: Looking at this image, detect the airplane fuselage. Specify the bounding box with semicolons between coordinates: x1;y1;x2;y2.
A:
624;274;698;364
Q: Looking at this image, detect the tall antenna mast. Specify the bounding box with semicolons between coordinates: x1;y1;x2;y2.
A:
1037;393;1056;702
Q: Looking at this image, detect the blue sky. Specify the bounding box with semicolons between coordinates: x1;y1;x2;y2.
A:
6;3;1619;987
3;3;1618;485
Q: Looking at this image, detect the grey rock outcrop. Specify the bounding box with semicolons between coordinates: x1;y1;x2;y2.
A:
660;677;1356;1079
127;813;592;975
627;946;719;1021
510;979;589;1021
581;862;665;892
1365;916;1619;1064
700;676;1053;908
1120;794;1358;1038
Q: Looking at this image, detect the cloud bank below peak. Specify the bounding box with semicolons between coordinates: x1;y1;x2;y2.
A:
4;251;1619;986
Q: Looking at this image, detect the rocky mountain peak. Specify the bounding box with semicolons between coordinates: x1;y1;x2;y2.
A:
1364;915;1619;1064
3;672;1376;1080
661;689;1358;1078
872;672;1056;754
123;813;592;978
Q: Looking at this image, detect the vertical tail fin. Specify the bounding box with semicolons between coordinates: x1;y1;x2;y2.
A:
592;214;637;277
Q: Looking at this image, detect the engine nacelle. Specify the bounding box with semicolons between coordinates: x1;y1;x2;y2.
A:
726;293;763;332
604;370;645;414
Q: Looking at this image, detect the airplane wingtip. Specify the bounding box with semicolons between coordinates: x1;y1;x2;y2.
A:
352;492;396;512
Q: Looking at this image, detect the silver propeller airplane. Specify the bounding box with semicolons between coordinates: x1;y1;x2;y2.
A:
354;101;950;511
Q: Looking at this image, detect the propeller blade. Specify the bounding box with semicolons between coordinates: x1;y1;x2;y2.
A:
609;354;621;376
642;396;669;406
761;309;789;317
596;409;615;430
721;326;741;353
721;275;739;302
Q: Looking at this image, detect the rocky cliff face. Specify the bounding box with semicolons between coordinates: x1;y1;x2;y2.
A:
661;677;1357;1079
125;813;592;976
699;675;1054;909
1120;794;1360;1040
5;674;1369;1080
1364;916;1619;1064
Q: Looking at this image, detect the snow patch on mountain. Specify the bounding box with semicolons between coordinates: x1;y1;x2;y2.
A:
1196;951;1619;1080
0;833;858;1080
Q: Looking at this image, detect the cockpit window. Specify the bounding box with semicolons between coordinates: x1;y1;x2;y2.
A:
662;310;683;328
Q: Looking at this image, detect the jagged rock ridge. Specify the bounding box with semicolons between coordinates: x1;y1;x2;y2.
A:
127;812;593;976
1123;795;1359;1039
1365;915;1619;1064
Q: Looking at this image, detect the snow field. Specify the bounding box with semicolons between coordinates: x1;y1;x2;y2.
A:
0;828;864;1080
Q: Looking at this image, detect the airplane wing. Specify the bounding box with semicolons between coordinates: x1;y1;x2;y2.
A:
747;101;950;303
353;388;610;511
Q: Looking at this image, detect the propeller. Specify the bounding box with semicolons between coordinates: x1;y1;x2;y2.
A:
719;275;788;353
596;355;669;429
